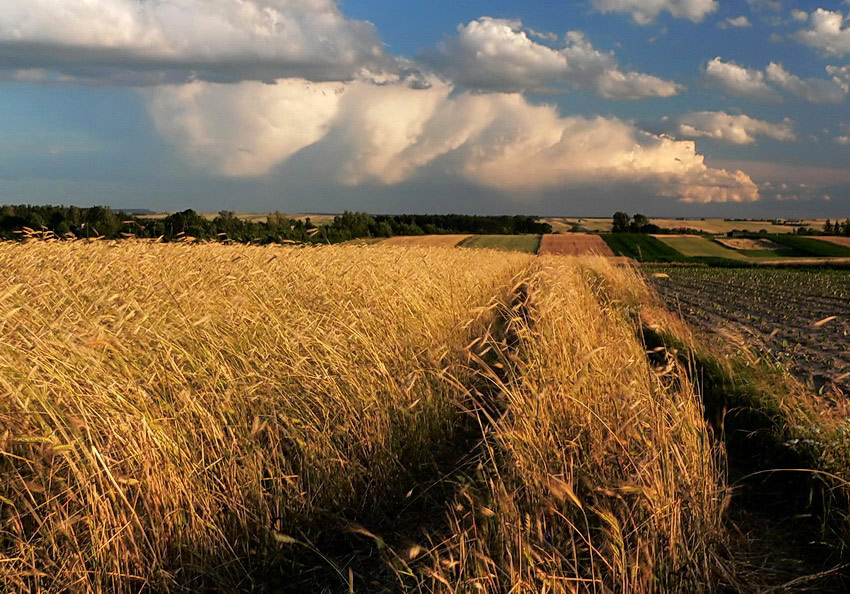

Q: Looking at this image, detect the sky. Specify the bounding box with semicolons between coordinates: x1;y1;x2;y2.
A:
0;1;849;217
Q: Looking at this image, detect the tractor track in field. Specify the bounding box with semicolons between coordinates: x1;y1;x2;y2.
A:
269;276;535;593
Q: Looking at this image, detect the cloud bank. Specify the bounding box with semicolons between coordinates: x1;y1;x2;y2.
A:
420;18;682;98
148;77;758;203
0;0;772;206
0;0;390;84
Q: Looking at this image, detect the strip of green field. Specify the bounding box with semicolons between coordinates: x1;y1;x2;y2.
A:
767;235;850;257
600;234;687;262
459;235;542;253
655;236;749;260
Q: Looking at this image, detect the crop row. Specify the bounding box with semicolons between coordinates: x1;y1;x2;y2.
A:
648;267;850;393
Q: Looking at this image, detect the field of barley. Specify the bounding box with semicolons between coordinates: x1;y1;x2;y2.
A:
2;241;850;592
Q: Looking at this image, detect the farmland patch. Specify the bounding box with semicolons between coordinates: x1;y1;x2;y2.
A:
601;233;687;262
818;236;850;249
655;236;748;260
648;267;850;393
651;219;802;234
768;235;850;258
381;234;471;248
715;237;783;251
459;234;541;253
538;233;614;256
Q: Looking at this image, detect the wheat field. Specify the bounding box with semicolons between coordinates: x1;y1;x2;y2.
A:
6;240;827;592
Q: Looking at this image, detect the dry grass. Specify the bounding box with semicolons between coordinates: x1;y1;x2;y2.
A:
414;257;724;592
0;243;727;592
0;241;531;591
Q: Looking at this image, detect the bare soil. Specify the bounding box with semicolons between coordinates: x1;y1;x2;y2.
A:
818;236;850;248
647;267;850;395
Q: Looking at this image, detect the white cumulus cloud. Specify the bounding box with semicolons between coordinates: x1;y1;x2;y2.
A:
596;69;683;99
794;8;850;56
705;58;782;102
827;65;850;91
0;0;391;84
792;9;809;22
720;16;753;28
147;77;758;203
676;111;795;144
592;0;718;24
706;57;847;104
766;62;847;104
147;78;345;176
420;18;682;98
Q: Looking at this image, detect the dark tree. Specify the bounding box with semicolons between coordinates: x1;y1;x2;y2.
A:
612;212;630;233
631;213;650;231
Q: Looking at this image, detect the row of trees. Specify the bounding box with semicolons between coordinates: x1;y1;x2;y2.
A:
0;205;552;243
610;212;850;237
371;214;552;235
823;219;850;236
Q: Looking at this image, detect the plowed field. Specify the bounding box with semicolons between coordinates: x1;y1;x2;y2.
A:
648;267;850;393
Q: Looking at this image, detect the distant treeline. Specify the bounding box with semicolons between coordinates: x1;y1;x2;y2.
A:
0;205;551;243
372;214;552;235
609;211;850;237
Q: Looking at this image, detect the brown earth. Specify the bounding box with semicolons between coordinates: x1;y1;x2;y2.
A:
538;233;614;256
648;267;850;394
817;236;850;248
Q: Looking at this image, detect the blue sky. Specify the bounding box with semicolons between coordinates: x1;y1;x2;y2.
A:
0;0;848;216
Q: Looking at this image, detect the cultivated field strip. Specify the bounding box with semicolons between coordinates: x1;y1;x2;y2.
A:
538;233;614;256
380;234;471;248
459;234;542;253
820;237;850;248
